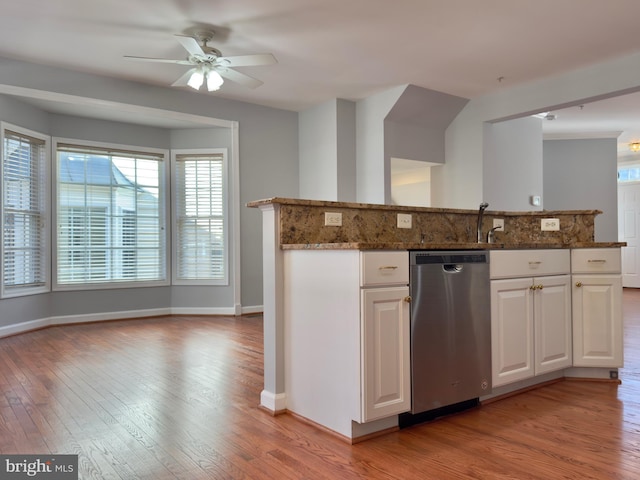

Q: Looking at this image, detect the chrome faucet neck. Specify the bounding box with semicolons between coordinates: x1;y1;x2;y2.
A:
477;202;489;243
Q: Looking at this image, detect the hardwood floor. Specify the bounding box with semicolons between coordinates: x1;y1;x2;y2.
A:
1;291;640;479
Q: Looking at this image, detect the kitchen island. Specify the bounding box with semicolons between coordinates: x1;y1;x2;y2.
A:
248;197;624;442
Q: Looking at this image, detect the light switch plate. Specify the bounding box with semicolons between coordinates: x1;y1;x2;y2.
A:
541;218;560;231
397;213;412;229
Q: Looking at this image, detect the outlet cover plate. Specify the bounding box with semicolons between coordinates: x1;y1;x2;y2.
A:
397;213;412;229
541;218;560;231
493;218;505;232
324;212;342;226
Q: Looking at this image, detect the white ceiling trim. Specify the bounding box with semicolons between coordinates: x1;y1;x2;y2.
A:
543;131;622;140
0;84;232;129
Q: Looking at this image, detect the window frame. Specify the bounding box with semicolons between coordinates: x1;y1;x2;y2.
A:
52;137;170;291
617;161;640;184
0;122;51;299
171;148;229;286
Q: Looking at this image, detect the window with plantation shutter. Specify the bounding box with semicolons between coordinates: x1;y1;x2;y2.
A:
55;141;168;287
1;125;49;297
172;149;228;284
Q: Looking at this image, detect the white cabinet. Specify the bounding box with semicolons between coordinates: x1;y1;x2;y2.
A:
571;249;623;368
361;286;410;421
283;250;409;439
490;250;572;387
359;251;411;422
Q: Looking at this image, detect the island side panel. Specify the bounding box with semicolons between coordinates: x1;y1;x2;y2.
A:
284;249;361;438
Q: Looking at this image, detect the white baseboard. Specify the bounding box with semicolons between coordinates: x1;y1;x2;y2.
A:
50;308;172;326
0;317;51;338
260;390;287;413
170;307;237;315
241;305;263;315
0;305;261;339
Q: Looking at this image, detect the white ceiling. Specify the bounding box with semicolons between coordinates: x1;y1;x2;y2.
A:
3;0;640;144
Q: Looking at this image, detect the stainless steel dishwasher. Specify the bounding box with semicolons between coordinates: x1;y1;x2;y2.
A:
408;250;492;415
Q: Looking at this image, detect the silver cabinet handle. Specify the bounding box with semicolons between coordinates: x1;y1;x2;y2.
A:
379;265;398;270
528;261;542;265
587;259;607;263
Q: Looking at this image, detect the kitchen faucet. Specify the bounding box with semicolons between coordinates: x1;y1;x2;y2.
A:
477;202;489;243
487;225;502;243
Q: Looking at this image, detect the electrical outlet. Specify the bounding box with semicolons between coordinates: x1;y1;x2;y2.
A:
541;218;560;231
324;212;342;226
493;218;505;232
397;213;412;229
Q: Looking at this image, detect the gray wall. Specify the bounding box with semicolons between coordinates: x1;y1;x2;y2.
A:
484;116;543;211
0;57;298;329
543;138;618;242
384;120;444;164
299;100;338;200
336;99;357;202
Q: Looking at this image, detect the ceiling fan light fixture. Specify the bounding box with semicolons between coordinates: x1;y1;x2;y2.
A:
630;142;640;153
206;70;224;91
187;69;205;90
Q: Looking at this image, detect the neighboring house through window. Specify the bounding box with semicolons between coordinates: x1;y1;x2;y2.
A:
55;141;168;287
1;124;49;297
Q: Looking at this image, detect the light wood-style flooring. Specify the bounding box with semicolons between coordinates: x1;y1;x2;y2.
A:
2;290;640;479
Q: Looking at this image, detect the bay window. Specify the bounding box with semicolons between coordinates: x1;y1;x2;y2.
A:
1;125;49;297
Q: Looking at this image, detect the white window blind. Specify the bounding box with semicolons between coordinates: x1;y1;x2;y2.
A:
56;143;166;285
2;129;48;294
174;151;227;283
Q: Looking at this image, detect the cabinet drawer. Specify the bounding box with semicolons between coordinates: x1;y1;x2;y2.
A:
571;248;621;274
360;251;408;286
490;249;570;279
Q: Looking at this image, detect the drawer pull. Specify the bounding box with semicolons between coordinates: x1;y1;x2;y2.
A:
379;265;399;270
587;259;607;263
528;261;542;265
575;282;583;287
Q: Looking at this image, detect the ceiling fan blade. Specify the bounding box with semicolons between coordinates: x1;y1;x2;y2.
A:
218;53;277;67
175;34;205;57
217;68;263;89
171;68;197;87
124;55;192;66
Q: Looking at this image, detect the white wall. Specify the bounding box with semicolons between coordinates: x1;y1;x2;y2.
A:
484;116;543;211
298;99;357;202
543;138;618;242
356;85;407;204
440;49;640;210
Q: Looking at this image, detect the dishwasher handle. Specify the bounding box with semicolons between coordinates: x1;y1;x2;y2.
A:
443;264;464;273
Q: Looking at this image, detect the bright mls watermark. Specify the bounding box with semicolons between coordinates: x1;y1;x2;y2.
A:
0;455;77;479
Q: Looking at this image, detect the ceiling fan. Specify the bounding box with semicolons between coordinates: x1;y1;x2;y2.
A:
124;30;277;92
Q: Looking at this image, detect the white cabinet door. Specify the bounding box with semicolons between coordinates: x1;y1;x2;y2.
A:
491;277;535;387
360;286;410;422
572;275;623;367
534;275;572;375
